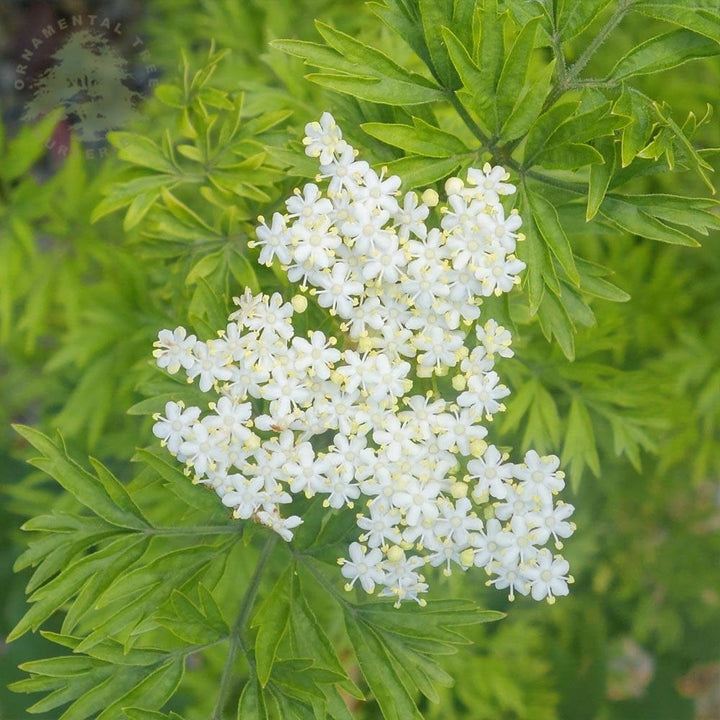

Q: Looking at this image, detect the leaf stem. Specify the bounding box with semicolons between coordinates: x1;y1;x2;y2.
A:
211;532;278;720
567;0;634;82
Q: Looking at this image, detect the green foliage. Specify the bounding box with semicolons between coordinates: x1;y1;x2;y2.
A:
3;1;720;719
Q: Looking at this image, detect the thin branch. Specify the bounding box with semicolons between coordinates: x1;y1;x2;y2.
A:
211;532;278;720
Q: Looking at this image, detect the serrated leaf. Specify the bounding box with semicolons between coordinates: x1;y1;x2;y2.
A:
361;120;467;157
563;396;600;487
237;677;268;720
12;426;147;530
500;59;555;142
306;73;446;106
96;657;184;720
599;195;701;246
495;17;541;129
587;137;617;220
2;109;63;181
251;568;291;687
633;3;720;44
528;193;580;285
382;155;460;188
345;615;422;720
609;28;720;79
419;0;458;87
108;132;177;173
524;101;581;164
537;291;575;360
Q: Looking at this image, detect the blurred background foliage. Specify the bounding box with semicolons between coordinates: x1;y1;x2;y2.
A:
1;0;719;718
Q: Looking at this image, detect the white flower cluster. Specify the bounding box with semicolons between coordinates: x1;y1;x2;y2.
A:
151;112;575;607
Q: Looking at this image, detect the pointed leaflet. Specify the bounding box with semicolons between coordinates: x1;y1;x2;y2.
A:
609;29;720;79
537;291;575;361
587;137;616;220
632;3;720;44
598;195;701;246
13;426;147;530
237;677;269;720
361;119;467;157
527;192;580;285
155;587;229;645
495;16;541;131
251;568;292;687
108;132;177;173
306;74;446;106
344;614;423;720
368;0;433;69
563;395;601;487
418;0;459;88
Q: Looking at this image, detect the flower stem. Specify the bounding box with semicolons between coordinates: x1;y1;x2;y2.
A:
211;532;278;720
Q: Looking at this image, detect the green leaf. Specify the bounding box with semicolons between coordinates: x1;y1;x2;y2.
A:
598;195;701;246
528;193;580;285
563;396;601;487
306;73;446;105
537;291;575;360
12;426;147;530
108;132;177;174
314;20;427;83
237;677;268;720
500;60;555;142
382;155;460;188
9;534;140;642
251;568;291;687
524;100;580;164
270;40;371;77
95;657;184;720
155;587;229;645
361;119;467;157
633;3;720;44
651;101;715;192
613;85;653;168
345;615;422;720
2;109;63;181
610;28;720;79
535;143;604;170
587;137;617;220
418;0;458;87
495;17;541;129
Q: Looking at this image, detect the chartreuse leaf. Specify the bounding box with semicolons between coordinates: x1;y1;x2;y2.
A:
125;711;185;720
651;101;715;192
12;425;147;530
251;567;292;687
609;29;720;79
